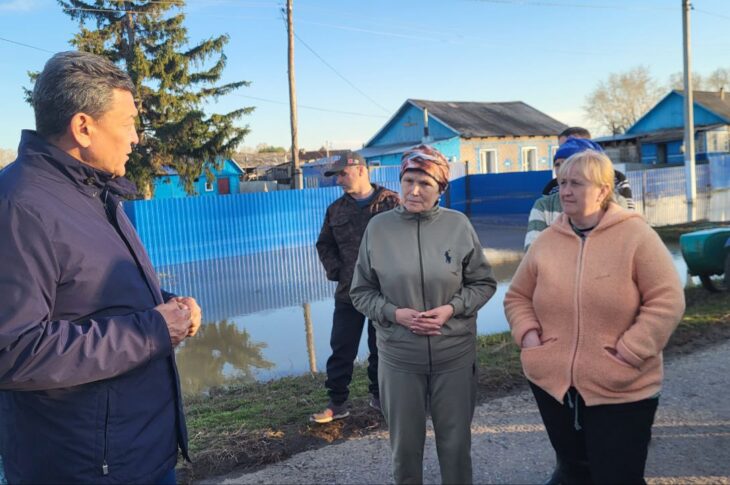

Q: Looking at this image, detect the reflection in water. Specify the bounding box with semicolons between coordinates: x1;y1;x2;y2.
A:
303;303;317;373
175;320;274;395
157;245;334;322
163;246;523;393
157;198;727;395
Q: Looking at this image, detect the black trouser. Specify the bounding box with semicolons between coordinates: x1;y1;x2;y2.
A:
530;382;658;485
325;299;378;405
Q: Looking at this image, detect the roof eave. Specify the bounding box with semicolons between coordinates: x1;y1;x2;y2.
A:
626;91;678;134
408;99;463;138
363;100;414;147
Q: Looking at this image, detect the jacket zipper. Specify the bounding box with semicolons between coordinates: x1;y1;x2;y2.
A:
102;390;110;476
416;216;433;374
569;237;586;388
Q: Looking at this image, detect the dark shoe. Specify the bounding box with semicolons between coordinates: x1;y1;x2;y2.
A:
368;396;382;413
309;401;349;424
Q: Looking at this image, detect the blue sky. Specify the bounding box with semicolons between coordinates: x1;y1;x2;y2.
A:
1;0;729;152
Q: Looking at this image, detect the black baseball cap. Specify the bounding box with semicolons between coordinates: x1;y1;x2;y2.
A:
324;151;366;177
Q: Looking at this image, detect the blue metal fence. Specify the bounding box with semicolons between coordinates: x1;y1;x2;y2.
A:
126;164;725;270
302;162;468;188
125;182;399;267
447;171;552;220
626;164;711;202
369;162;466;185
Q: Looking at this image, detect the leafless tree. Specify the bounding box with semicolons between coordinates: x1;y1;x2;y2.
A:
667;68;730;92
667;71;707;91
584;66;663;135
706;68;730;91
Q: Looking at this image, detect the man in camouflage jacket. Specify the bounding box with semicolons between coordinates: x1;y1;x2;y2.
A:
311;151;399;423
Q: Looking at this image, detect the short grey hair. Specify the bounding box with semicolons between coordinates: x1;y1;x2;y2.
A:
32;51;135;138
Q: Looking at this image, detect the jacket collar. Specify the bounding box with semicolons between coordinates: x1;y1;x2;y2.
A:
394;202;441;220
344;183;377;200
553;202;644;237
17;130;137;198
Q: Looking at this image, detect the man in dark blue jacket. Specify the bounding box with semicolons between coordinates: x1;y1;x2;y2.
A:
0;51;201;484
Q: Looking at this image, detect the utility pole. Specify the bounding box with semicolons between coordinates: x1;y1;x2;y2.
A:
682;0;696;203
286;0;302;189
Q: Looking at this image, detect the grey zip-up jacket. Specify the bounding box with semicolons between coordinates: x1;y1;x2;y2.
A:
350;204;497;373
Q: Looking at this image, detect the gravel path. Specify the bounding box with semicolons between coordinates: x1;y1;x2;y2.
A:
203;340;730;484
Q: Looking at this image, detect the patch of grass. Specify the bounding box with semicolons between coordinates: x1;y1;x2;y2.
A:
184;373;329;449
180;287;730;483
664;288;730;358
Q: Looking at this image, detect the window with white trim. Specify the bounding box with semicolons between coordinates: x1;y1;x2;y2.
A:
550;145;559;162
478;149;498;174
521;147;538;171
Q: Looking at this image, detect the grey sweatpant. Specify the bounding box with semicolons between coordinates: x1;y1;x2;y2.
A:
378;361;477;485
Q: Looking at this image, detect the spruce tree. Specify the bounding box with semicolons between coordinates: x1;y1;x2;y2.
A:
57;0;253;196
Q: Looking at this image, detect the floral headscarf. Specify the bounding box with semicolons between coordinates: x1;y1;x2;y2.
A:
400;144;450;191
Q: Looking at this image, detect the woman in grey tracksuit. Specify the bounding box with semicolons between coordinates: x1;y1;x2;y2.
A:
350;145;497;484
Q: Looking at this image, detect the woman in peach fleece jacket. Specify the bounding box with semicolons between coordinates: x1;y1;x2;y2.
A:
504;150;685;485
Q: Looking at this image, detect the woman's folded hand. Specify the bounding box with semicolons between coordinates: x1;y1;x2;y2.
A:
521;329;542;349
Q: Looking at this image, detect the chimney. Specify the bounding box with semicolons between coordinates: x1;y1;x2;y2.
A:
422;108;432;143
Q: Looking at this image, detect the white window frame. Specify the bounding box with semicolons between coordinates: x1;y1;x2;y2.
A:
550;145;559;162
204;180;214;192
521;146;538;171
478;149;498;174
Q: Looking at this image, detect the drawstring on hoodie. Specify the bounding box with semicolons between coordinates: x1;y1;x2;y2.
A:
566;389;582;431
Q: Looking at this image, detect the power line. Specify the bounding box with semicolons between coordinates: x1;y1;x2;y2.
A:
230;93;388;119
66;0;265;5
695;8;730;21
296;19;438;43
291;32;390;114
273;6;390;115
61;0;272;14
129;0;271;5
467;0;674;11
0;6;388;119
64;6;149;14
0;36;55;53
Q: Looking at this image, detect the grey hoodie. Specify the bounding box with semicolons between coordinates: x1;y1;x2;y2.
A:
350;204;497;373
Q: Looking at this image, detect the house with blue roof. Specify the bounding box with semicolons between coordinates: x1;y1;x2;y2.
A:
359;99;567;174
597;90;730;165
153;158;245;198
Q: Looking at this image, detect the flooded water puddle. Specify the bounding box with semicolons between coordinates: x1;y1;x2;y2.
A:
163;221;695;396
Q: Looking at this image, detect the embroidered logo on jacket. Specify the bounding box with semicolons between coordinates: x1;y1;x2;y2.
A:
444;249;452;264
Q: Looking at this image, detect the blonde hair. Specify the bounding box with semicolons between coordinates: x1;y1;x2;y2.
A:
557;149;615;209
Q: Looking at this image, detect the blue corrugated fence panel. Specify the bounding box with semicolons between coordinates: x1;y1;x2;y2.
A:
465;172;552;216
125;186;345;266
133;166;717;269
